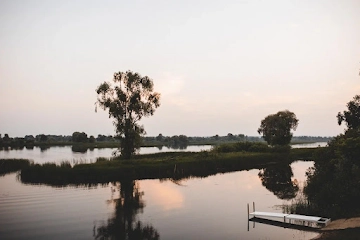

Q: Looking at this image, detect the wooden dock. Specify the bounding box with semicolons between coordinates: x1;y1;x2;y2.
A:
247;203;331;228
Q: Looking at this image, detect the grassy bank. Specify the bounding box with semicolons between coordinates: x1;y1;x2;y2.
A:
314;228;360;240
19;147;316;186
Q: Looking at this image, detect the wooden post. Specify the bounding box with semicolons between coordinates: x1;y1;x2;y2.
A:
247;203;250;232
247;217;249;232
252;202;255;228
247;203;249;219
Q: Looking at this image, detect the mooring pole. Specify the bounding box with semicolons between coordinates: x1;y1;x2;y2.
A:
253;202;255;212
247;217;249;232
247;203;249;219
247;203;249;231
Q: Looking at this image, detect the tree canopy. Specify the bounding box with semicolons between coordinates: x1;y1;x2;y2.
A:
257;110;299;146
337;95;360;130
95;71;160;159
72;132;88;143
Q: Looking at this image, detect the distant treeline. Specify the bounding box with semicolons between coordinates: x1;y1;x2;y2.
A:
0;132;332;149
0;133;116;148
143;134;332;146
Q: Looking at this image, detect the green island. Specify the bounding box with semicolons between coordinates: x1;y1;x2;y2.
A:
2;144;313;185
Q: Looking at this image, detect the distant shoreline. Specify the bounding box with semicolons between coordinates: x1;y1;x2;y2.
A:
0;140;328;150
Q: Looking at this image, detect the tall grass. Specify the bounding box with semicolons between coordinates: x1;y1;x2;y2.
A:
0;159;32;176
212;142;269;153
19;148;318;186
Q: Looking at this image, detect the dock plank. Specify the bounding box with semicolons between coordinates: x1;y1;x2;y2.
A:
249;211;330;227
287;214;321;222
250;211;288;218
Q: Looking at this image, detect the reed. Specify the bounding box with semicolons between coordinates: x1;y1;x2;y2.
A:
0;159;32;176
20;148;317;186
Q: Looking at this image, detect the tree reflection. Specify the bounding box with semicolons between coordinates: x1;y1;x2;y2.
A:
39;145;50;152
258;164;299;200
71;145;88;153
95;180;159;240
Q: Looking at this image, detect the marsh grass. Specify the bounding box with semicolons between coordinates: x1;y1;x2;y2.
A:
282;184;316;216
212;142;270;153
20;148;317;186
0;159;32;176
96;157;110;162
281;181;358;220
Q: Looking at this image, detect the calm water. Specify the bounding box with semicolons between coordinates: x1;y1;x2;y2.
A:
0;160;319;240
0;145;213;164
0;142;325;164
291;142;327;148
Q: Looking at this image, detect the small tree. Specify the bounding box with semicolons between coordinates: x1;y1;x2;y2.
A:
337;95;360;130
89;135;96;143
155;133;164;142
96;70;160;159
258;110;299;146
72;132;88;142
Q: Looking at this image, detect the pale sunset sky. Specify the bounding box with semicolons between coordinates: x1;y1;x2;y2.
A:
0;0;359;137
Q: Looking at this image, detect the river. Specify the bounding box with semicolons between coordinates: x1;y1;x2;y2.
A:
0;144;325;239
0;142;326;164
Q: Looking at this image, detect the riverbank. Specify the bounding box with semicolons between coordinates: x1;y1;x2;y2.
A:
312;218;360;240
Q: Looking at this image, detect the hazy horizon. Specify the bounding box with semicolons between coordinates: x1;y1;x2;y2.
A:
1;0;359;138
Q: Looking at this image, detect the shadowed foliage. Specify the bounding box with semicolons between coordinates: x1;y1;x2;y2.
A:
288;95;360;219
337;95;360;130
303;128;360;218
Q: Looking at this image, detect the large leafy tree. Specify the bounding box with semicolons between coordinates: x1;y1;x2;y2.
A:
337;95;360;130
258;110;299;146
96;71;160;159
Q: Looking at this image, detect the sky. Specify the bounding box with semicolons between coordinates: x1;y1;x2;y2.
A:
0;0;359;138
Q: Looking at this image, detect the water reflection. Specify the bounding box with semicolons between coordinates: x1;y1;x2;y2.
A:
95;180;159;240
39;145;50;152
0;162;318;240
258;164;299;200
0;145;212;164
71;145;88;153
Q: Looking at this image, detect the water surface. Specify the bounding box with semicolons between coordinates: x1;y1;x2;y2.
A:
0;142;325;164
0;145;212;164
0;161;318;240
